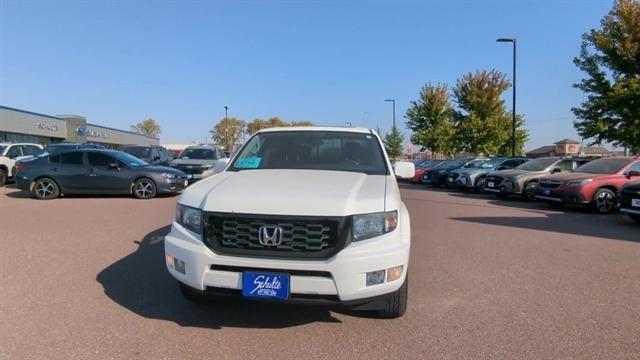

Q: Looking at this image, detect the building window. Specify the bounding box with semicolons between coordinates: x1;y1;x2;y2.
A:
0;131;62;145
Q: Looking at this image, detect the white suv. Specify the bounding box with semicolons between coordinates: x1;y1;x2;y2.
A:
165;127;415;318
0;143;43;187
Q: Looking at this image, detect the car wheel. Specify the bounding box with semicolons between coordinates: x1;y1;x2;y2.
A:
179;282;207;302
474;177;487;193
378;276;408;319
0;168;6;187
34;178;60;200
592;188;616;214
630;214;640;224
133;178;157;199
522;182;538;201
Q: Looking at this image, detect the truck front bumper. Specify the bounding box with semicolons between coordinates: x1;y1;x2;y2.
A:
164;222;410;302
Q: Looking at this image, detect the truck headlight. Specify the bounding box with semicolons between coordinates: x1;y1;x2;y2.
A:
352;210;398;241
176;204;202;234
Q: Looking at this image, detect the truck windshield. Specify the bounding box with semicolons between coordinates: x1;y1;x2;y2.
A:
515;158;557;171
230;131;388;175
574;158;630;174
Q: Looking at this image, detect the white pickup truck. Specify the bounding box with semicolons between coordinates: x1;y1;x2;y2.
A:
165;127;414;318
0;143;43;187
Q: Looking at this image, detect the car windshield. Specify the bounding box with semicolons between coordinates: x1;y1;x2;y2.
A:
443;160;467;169
462;159;488;168
179;148;218;160
111;151;149;167
574;158;630;174
230;131;388;175
417;160;435;168
515;158;557;171
120;146;151;159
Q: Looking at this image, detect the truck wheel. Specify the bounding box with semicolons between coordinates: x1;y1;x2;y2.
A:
378;277;408;319
630;214;640;224
0;168;6;187
592;188;616;214
34;178;60;200
179;282;207;302
521;182;538;201
133;178;157;199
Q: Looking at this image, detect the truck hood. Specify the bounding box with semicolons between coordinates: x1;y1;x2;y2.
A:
179;169;388;216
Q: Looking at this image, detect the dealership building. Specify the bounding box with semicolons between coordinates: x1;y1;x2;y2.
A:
0;105;159;147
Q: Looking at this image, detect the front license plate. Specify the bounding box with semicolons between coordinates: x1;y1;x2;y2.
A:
543;189;551;196
242;272;290;300
487;181;494;188
632;198;640;208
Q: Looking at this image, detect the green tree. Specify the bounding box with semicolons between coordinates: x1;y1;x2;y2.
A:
383;127;405;159
130;118;161;138
452;70;528;155
211;117;246;151
246;117;314;135
405;83;457;157
497;114;528;156
572;0;640;153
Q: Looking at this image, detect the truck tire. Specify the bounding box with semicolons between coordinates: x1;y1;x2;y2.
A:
179;282;207;302
378;277;408;319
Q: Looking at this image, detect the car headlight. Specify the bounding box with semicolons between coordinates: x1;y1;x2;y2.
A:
163;173;178;179
201;164;215;169
352;211;398;241
175;204;203;234
566;179;592;186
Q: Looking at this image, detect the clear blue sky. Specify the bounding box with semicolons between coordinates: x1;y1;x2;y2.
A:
0;0;613;150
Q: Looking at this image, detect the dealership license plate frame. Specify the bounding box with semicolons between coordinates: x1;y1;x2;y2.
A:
242;272;290;300
632;198;640;208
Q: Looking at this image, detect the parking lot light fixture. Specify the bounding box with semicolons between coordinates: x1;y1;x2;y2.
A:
496;37;517;157
384;99;396;131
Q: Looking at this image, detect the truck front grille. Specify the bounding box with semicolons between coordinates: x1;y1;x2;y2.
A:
203;212;351;259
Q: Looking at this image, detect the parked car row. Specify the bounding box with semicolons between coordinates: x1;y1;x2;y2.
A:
415;155;640;224
1;141;232;199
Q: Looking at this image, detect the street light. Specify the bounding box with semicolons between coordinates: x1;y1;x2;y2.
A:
224;106;229;150
384;99;396;131
497;37;517;157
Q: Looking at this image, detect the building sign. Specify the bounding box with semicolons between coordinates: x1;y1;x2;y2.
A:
38;122;58;132
76;127;107;139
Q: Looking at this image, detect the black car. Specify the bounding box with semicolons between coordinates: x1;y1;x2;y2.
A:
15;149;188;199
422;158;485;187
119;145;173;166
620;182;640;224
44;142;106;155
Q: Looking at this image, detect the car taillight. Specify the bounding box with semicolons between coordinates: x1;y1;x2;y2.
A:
15;162;27;172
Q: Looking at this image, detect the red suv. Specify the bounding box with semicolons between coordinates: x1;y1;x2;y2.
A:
536;156;640;214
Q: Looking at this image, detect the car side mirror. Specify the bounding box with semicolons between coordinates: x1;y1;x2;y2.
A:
627;170;640;178
109;162;120;171
551;168;562;174
393;161;415;179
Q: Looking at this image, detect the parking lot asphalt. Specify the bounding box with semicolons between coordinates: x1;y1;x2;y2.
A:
1;183;639;360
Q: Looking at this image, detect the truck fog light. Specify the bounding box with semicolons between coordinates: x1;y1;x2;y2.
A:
387;266;403;282
366;270;385;286
166;254;186;274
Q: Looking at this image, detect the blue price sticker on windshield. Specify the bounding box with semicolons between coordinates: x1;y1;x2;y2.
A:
235;156;262;169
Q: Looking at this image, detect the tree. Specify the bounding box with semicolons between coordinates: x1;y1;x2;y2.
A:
211;117;246;151
405;83;457;157
130;118;161;138
452;70;528;155
572;0;640;153
497;114;528;156
383;127;405;159
246;117;314;134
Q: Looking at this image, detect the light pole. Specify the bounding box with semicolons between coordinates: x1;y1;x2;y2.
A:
224;106;229;150
497;37;516;157
384;99;396;131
